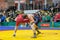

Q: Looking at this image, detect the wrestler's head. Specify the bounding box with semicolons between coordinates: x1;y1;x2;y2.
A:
23;14;28;19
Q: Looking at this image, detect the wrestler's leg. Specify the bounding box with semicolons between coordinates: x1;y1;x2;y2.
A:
30;23;36;38
13;21;20;37
34;23;41;35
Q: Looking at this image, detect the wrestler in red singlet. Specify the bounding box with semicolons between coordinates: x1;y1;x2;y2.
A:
15;14;29;26
15;14;24;26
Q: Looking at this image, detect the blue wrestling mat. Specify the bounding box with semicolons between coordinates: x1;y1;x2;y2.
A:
0;22;60;30
0;26;60;30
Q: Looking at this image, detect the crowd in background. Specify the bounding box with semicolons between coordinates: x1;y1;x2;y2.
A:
0;10;59;23
0;3;60;23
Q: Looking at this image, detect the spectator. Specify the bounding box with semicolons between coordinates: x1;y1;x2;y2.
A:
6;15;11;22
1;13;6;22
42;14;46;22
0;13;2;25
45;14;51;22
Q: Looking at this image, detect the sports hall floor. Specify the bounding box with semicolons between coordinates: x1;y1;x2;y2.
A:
0;30;60;40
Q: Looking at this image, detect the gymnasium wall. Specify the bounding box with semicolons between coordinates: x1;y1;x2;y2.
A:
0;22;60;30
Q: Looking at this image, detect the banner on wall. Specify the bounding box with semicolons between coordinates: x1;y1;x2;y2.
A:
40;23;50;27
15;0;26;3
24;10;39;14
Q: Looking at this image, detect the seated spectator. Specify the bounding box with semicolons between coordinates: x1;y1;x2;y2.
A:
1;13;6;22
0;14;2;22
42;14;46;22
45;15;51;22
6;15;11;22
